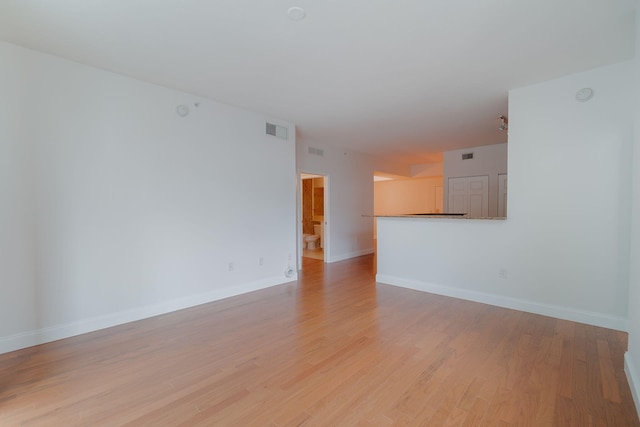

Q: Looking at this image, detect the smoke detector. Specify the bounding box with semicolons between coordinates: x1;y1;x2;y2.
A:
575;88;594;102
287;7;306;21
176;104;189;117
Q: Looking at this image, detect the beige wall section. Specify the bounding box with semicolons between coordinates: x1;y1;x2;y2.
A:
302;179;314;234
312;178;325;221
411;162;444;177
374;176;444;215
373;176;443;238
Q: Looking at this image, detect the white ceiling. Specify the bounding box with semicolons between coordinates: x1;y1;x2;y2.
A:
0;1;635;165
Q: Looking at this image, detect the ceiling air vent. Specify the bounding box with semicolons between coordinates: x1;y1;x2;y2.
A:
462;153;474;160
266;122;288;139
308;147;324;157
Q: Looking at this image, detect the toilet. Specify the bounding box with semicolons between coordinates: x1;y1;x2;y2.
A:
304;234;320;250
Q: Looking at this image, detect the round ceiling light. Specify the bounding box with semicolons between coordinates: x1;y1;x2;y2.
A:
287;6;306;21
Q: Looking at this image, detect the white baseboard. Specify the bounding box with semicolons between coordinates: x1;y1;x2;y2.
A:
376;274;627;331
0;274;296;355
625;352;640;420
328;248;374;263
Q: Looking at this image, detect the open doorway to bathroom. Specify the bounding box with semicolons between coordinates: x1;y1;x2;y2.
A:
299;173;327;266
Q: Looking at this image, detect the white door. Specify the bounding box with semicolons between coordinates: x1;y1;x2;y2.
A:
448;178;469;214
448;176;489;218
498;174;507;217
467;176;489;218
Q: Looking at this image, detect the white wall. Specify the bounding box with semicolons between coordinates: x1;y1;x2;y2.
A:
0;44;38;343
625;2;640;415
297;140;408;263
0;42;298;354
443;143;507;217
377;60;634;331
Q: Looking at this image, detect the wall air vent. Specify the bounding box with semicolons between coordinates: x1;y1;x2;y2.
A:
308;147;324;157
265;122;288;140
462;153;474;160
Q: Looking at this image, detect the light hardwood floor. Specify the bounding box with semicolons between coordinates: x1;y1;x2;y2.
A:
1;255;638;426
302;248;324;261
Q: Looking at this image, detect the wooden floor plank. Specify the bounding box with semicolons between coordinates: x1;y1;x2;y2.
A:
0;255;638;426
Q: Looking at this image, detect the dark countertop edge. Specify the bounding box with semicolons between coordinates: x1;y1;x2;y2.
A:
364;215;507;220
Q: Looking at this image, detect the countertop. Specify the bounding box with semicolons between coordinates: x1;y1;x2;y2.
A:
368;214;506;220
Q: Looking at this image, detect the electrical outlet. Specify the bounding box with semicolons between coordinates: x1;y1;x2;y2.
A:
498;268;507;279
259;257;264;266
228;262;234;272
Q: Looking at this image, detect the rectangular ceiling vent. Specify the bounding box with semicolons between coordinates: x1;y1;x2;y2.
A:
266;122;288;140
308;146;324;157
462;152;474;160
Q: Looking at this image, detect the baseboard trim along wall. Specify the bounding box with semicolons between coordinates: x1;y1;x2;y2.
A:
625;353;640;420
376;274;627;332
0;274;297;355
328;248;375;263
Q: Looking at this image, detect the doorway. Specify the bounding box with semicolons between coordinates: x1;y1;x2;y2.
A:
299;173;328;268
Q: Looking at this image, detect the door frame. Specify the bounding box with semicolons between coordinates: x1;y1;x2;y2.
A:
297;172;330;269
498;173;508;217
